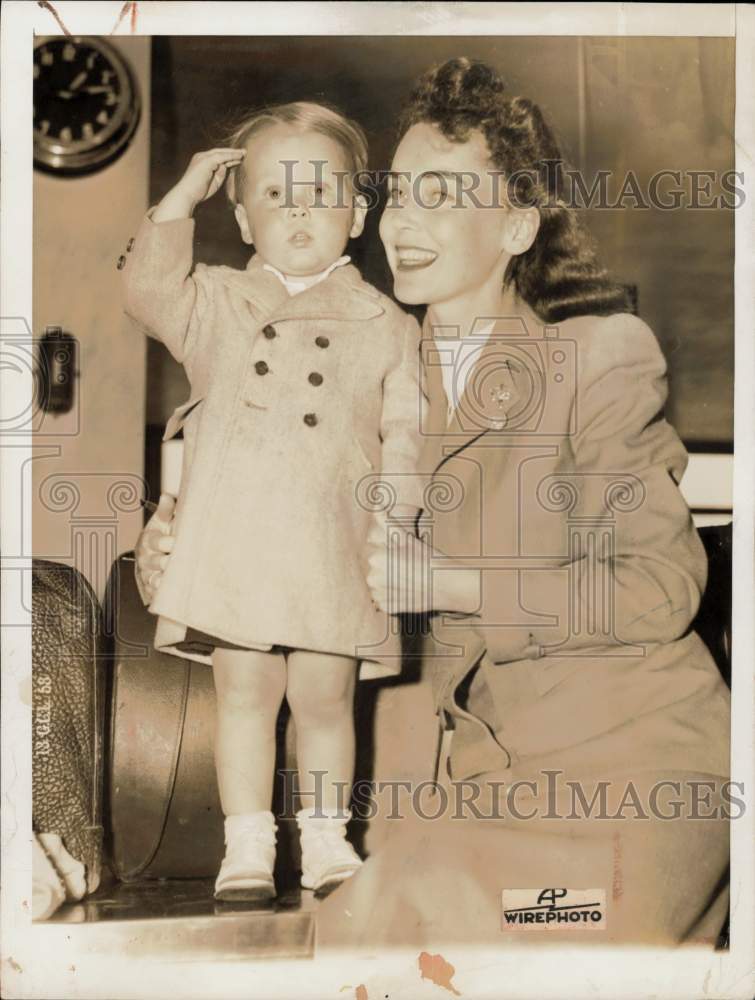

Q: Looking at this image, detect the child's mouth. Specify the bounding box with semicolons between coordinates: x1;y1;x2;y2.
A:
395;245;438;271
290;232;313;247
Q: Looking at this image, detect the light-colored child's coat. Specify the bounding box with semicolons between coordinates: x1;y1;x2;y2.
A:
123;211;423;677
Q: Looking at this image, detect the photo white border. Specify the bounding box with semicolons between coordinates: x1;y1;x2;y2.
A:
1;3;752;998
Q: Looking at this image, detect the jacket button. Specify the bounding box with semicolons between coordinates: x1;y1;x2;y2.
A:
116;255;126;270
263;325;276;339
315;336;330;349
303;413;318;427
308;372;323;386
126;238;135;252
255;361;269;375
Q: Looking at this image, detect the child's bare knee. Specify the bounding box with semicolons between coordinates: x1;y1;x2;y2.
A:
288;679;351;725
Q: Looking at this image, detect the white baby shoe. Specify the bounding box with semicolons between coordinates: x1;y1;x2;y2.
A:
214;811;277;902
296;808;363;896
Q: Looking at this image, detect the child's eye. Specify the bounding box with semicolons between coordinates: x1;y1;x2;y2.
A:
267;187;281;200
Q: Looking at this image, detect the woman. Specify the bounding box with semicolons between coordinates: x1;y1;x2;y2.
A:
137;58;730;947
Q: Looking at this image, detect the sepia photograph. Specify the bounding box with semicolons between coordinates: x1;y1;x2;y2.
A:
1;3;753;998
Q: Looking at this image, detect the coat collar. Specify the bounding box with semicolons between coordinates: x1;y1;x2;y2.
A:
420;289;545;476
212;254;386;323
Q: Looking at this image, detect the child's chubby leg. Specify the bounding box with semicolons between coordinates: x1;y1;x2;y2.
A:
212;647;287;901
286;650;362;895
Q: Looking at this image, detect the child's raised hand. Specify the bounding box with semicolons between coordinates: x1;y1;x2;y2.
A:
153;148;245;222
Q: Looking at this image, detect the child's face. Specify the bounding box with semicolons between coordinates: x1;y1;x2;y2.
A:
234;124;366;277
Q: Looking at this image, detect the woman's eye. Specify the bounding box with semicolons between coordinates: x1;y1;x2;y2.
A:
314;184;325;196
420;176;449;206
267;188;281;200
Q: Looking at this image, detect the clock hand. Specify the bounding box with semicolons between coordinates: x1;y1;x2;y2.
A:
69;71;87;91
81;86;114;95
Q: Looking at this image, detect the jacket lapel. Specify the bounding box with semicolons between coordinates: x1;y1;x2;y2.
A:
421;293;544;478
419;334;449;476
270;264;386;323
210;256;386;323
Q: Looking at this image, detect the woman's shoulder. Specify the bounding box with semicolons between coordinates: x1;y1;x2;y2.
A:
558;309;654;342
558;310;666;374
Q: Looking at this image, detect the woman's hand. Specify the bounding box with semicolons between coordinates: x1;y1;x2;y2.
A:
135;493;176;603
152;148;246;222
365;515;481;616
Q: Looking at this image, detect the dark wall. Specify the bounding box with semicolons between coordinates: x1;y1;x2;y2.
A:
146;35;734;447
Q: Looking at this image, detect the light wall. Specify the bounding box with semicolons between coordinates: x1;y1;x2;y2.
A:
32;38;150;601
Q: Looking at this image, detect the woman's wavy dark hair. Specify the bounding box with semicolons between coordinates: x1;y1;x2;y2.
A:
397;58;633;323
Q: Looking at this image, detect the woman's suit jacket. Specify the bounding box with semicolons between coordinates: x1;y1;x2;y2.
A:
122;211;423;677
416;291;730;785
316;291;731;949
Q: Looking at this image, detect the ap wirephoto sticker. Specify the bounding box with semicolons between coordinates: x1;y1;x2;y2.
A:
502;888;607;930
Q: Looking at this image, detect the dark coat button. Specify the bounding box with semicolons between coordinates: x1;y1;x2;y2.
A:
255;361;269;375
315;336;330;348
116;255;126;270
263;325;276;339
303;413;318;427
308;372;324;386
126;238;135;252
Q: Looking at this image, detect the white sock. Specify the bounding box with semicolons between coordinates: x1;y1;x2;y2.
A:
224;811;277;842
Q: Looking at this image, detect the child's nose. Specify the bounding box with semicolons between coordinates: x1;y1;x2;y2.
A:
288;199;311;219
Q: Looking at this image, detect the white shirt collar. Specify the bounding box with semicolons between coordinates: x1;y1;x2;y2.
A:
432;320;497;422
262;255;351;297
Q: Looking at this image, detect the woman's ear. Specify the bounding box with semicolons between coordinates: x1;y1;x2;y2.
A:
234;203;254;245
501;206;540;256
349;193;368;240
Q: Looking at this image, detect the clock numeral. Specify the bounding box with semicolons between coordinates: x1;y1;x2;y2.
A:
63;43;76;62
102;70;115;84
96;110;109;126
105;92;117;107
87;53;97;71
83;122;94;140
59;126;73;143
34;64;40;79
41;51;53;66
39;120;50;135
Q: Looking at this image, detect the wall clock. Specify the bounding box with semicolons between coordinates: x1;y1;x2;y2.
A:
34;36;140;175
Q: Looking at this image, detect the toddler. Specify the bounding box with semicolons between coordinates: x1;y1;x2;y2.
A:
123;103;423;901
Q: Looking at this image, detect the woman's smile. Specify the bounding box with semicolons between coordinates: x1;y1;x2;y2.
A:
395;245;438;270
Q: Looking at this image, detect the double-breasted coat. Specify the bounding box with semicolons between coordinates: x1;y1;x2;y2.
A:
317;291;731;947
123;211;423;678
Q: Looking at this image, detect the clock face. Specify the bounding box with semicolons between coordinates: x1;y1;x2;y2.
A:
33;37;140;174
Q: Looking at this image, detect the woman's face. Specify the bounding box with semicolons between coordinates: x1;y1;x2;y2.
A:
379;123;513;312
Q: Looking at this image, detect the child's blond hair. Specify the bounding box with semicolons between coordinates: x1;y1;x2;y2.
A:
224;101;368;204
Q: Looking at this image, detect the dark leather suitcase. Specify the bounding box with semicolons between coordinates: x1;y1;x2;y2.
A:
104;553;297;881
32;559;105;893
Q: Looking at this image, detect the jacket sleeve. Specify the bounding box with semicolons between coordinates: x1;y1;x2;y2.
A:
122;209;213;373
478;313;707;663
379;311;426;510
